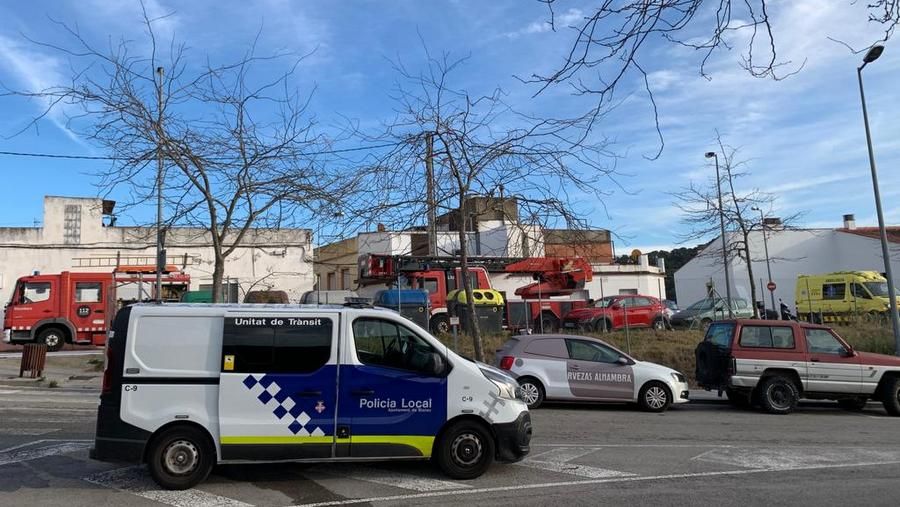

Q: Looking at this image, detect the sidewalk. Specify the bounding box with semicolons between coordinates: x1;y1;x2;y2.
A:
0;353;103;391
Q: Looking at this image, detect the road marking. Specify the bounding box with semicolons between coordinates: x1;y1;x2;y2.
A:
0;441;90;466
314;464;471;491
518;446;634;479
84;466;254;507
0;438;92;454
0;406;96;412
286;459;900;507
692;446;900;469
0;350;102;359
0;389;21;394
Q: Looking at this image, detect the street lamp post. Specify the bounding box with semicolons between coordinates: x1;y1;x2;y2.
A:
706;151;733;318
857;45;900;355
752;206;776;318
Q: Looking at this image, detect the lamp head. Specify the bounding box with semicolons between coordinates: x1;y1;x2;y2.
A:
705;152;717;159
863;45;885;64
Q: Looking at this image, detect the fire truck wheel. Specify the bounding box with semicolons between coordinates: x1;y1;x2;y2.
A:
37;328;66;352
430;315;450;335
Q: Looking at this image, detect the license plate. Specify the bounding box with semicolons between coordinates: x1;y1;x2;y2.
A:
563;322;576;328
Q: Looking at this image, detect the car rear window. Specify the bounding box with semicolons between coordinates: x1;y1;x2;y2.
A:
523;338;567;358
739;325;795;349
705;323;734;348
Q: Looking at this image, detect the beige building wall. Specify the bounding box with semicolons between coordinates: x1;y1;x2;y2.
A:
0;196;314;304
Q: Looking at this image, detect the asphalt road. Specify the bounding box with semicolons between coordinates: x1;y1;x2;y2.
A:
1;388;899;506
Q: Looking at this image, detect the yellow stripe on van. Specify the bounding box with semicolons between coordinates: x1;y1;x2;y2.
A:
219;435;435;456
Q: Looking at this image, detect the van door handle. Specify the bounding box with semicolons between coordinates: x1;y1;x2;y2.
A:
570;364;580;371
351;389;375;396
294;390;322;397
810;358;820;362
94;309;104;314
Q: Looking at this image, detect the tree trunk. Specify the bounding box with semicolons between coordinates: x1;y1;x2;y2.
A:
211;254;225;303
458;199;485;362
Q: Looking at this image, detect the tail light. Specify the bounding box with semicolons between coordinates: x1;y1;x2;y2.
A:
727;355;736;377
101;343;113;394
499;356;515;370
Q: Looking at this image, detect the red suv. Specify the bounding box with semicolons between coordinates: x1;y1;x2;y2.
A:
562;295;669;332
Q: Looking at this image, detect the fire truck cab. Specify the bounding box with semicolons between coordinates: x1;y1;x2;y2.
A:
3;268;190;351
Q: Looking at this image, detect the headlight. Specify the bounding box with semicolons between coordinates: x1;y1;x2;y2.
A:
671;372;686;384
479;364;521;400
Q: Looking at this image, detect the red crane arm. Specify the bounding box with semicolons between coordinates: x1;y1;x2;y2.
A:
505;257;593;298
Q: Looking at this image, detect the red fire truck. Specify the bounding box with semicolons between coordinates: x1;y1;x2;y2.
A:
357;254;593;334
3;267;190;351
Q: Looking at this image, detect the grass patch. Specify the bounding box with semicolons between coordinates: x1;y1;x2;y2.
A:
86;357;105;372
47;379;59;388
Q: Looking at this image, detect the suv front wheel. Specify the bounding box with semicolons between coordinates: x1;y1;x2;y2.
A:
757;376;799;415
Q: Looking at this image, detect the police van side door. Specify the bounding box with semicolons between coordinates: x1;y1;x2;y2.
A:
338;316;448;458
218;313;339;461
564;339;634;401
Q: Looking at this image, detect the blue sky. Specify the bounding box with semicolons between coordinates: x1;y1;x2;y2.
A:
0;0;898;253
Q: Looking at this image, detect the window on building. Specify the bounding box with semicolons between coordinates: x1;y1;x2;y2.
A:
618;289;638;295
75;282;102;303
326;272;336;290
822;283;846;300
221;317;333;374
341;269;351;290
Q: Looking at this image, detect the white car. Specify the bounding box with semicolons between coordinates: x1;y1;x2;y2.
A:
495;334;690;412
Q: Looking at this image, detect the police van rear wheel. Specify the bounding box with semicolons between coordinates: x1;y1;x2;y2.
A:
147;426;214;490
435;421;495;480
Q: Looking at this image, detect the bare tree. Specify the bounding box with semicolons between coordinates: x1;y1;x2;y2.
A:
527;0;900;156
4;12;354;301
672;136;802;316
357;50;616;361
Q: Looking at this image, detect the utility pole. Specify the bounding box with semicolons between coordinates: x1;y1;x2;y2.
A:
425;132;437;255
752;206;776;317
706;151;733;318
155;66;165;302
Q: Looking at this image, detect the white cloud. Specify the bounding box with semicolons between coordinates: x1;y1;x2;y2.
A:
506;8;583;38
0;35;84;145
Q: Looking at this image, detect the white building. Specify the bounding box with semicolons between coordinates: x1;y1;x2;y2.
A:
0;196;314;304
674;214;900;311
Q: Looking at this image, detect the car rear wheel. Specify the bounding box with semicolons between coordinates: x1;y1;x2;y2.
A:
881;377;900;416
758;376;798;415
638;381;671;412
434;420;495;480
518;377;545;409
147;425;214;490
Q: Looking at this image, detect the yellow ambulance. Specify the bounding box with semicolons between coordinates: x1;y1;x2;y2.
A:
796;271;900;321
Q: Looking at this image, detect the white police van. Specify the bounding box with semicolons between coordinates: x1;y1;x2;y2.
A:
91;303;531;490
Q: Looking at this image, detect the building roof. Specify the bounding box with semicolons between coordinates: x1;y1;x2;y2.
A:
838;227;900;244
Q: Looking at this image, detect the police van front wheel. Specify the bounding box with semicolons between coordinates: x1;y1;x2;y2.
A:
435;421;495;480
147;426;215;490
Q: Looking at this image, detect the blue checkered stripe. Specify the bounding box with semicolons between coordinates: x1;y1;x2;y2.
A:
242;374;326;436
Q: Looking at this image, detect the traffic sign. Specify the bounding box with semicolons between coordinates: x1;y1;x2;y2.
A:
767;281;776;292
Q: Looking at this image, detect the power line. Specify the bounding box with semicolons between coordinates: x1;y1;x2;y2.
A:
0;141;405;161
